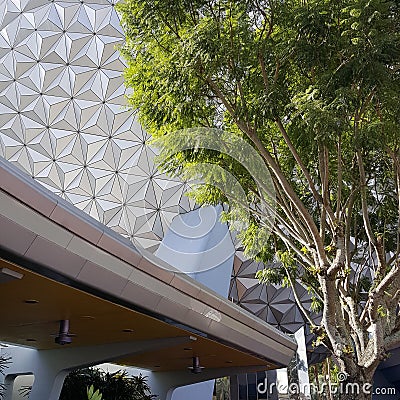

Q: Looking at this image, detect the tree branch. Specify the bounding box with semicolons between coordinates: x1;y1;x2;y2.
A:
337;284;366;355
285;267;316;327
258;53;269;92
276;118;326;208
205;76;328;267
318;142;336;234
356;150;384;270
274;182;312;244
336;136;343;220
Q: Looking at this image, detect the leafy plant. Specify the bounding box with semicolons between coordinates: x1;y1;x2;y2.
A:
87;385;103;400
60;367;155;400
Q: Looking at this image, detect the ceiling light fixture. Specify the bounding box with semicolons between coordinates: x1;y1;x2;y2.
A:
188;356;204;374
55;320;73;345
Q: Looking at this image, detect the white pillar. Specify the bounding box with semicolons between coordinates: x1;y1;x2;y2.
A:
28;370;68;400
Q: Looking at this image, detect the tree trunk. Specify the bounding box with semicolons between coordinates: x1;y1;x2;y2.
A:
334;373;373;400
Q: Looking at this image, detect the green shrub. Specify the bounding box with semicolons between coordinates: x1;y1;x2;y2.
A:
60;367;155;400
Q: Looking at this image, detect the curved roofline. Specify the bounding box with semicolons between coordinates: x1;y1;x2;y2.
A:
0;157;296;366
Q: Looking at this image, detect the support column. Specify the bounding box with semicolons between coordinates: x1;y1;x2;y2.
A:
28;369;69;400
3;375;17;400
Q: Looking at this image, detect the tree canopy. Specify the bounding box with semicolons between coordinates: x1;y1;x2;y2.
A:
117;0;400;394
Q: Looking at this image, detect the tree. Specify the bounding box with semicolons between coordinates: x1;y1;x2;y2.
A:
117;0;400;398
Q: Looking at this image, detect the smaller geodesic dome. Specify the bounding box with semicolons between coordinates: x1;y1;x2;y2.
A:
229;247;327;365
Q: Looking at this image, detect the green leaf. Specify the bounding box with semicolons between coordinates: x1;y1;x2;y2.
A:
349;8;361;18
87;385;102;400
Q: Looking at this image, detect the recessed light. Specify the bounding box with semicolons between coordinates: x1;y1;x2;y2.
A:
184;347;192;351
0;268;23;284
80;315;95;320
122;329;134;333
24;300;39;304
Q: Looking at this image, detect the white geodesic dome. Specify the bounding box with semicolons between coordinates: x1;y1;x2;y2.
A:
0;0;194;252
